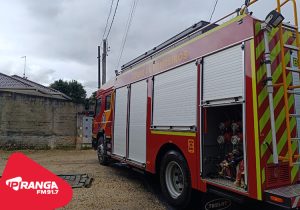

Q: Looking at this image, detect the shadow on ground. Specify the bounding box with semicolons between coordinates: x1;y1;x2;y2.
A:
110;162;287;210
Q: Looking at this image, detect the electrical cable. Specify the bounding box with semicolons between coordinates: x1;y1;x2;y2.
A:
105;0;120;40
116;0;138;69
102;0;115;41
209;0;219;22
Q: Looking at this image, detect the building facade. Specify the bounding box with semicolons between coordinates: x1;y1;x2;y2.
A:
0;73;83;149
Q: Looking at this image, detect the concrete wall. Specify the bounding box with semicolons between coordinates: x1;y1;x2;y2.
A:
0;91;83;149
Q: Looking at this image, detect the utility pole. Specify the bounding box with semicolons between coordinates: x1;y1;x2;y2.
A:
97;46;101;89
21;56;27;79
102;39;107;85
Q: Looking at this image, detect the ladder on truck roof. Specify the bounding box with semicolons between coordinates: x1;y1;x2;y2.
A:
275;0;300;167
120;21;218;72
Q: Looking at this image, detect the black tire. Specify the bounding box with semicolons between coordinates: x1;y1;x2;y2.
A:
97;135;109;165
160;150;192;209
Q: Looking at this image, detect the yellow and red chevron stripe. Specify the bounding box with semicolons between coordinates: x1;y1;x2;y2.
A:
254;21;299;189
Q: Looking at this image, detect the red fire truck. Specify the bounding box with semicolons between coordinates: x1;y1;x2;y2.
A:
92;0;300;209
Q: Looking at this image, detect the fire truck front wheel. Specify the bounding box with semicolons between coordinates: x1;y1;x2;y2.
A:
160;150;191;208
97;135;109;165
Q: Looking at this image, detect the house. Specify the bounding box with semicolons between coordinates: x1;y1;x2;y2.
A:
0;73;83;149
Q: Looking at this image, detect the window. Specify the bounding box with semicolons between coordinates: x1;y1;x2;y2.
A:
95;98;101;116
105;95;111;110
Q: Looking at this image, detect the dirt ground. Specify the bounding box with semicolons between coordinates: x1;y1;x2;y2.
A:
0;150;167;210
0;150;284;210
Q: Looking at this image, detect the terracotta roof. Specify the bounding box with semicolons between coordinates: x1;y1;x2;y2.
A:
0;73;71;100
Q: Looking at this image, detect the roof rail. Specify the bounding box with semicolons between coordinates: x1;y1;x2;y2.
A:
121;21;214;71
120;8;241;72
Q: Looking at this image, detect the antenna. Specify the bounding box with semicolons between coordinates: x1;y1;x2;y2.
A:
21;56;27;79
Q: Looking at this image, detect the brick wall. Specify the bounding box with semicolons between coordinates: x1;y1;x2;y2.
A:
0;91;83;149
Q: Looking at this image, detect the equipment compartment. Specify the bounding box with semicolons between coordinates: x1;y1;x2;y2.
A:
202;104;246;190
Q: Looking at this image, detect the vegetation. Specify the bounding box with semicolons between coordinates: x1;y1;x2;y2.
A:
50;79;87;104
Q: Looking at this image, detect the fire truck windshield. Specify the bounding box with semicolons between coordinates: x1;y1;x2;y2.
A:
95;98;101;116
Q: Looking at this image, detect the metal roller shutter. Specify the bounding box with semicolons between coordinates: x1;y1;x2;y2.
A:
203;44;244;103
128;80;147;163
113;86;128;157
153;62;197;127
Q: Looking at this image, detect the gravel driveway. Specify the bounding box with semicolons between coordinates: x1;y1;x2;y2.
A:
0;150;283;210
0;150;167;210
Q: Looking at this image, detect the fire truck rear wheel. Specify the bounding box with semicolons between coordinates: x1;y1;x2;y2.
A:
160;150;191;208
97;135;109;165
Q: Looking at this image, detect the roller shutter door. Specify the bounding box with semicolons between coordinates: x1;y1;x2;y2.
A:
113;86;128;157
203;44;244;103
153;62;197;127
128;80;147;163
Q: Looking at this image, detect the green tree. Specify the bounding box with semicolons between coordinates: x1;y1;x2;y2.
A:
50;79;87;104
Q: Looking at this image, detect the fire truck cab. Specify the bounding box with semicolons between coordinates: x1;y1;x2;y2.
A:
93;0;300;209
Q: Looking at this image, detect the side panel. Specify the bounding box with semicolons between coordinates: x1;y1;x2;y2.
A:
113;86;128;157
128;80;148;163
254;21;299;189
152;62;197;127
203;44;244;103
115;15;254;88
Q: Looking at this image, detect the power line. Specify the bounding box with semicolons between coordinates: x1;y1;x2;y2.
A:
209;0;219;22
105;0;120;39
102;0;115;40
116;0;138;69
116;0;137;69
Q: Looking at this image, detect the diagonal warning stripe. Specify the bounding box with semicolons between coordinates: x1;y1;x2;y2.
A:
266;96;296;163
259;71;293;134
257;41;294;108
255;23;299;185
256;31;292;85
260;75;294;158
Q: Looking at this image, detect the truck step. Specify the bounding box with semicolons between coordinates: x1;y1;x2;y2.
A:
265;183;300;208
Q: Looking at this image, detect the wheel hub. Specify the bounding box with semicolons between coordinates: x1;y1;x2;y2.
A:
165;161;184;199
